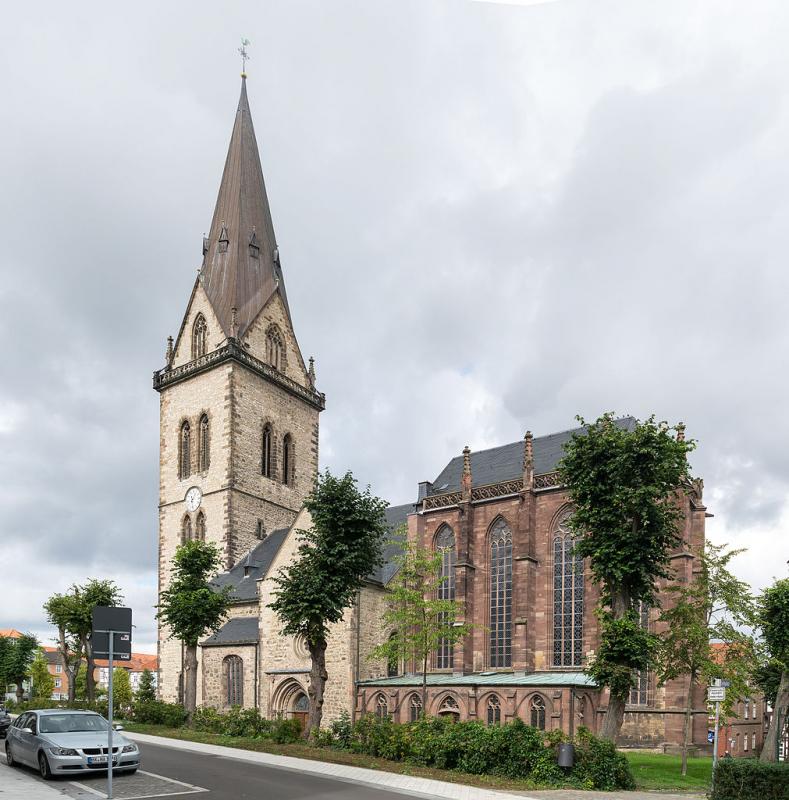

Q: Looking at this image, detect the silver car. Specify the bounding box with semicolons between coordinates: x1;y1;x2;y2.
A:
5;709;140;779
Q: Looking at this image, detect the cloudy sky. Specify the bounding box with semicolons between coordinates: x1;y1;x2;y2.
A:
2;0;788;653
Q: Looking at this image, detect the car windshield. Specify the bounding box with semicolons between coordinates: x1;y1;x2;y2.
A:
38;714;109;734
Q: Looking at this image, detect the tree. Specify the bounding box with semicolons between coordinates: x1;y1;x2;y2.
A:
4;634;38;703
111;668;133;715
270;470;389;737
371;540;472;712
759;578;789;762
30;649;55;701
157;540;231;718
136;668;157;703
0;636;13;698
656;542;756;775
558;413;693;741
43;592;84;704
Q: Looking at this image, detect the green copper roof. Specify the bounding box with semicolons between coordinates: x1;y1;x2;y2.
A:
358;672;596;688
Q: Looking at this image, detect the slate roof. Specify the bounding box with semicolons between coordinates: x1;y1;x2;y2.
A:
359;671;596;688
199;77;289;339
368;503;414;586
428;417;636;495
210;527;289;602
201;617;259;647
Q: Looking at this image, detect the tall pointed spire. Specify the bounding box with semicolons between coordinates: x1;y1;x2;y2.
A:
199;77;289;338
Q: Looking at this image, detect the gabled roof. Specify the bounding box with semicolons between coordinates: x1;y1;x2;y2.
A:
368;503;414;586
0;629;25;639
359;671;596;688
199;77;289;339
201;617;259;648
428;417;636;496
210;528;289;602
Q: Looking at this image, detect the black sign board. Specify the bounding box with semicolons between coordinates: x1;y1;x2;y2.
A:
91;606;132;659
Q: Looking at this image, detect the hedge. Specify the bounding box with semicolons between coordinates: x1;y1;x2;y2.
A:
711;759;789;800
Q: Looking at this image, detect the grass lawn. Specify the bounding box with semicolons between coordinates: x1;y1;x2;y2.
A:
124;722;712;793
625;751;712;791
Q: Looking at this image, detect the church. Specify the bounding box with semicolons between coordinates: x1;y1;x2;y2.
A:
155;77;710;750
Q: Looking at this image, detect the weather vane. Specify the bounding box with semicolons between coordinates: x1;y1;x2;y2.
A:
239;38;251;76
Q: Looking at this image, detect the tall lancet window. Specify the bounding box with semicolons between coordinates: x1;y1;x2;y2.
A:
224;656;243;707
261;423;273;478
195;511;206;542
179;421;191;480
489;518;513;668
198;414;210;472
192;314;207;360
182;515;192;544
282;433;293;486
553;511;584;667
265;325;284;371
435;525;456;669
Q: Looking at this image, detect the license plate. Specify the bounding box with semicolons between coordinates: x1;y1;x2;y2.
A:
87;756;117;765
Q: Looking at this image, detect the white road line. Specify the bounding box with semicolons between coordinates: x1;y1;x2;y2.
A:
67;781;106;798
67;770;207;800
137;769;207;791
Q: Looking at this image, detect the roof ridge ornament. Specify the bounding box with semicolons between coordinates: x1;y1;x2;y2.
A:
239;38;251;78
461;445;472;500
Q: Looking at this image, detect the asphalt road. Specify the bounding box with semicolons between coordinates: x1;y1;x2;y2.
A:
116;740;412;800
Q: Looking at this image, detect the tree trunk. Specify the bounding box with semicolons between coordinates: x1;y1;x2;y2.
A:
600;691;626;741
421;651;428;714
183;644;198;719
56;626;79;705
306;638;328;739
761;668;789;762
681;672;695;777
82;635;96;703
15;682;24;704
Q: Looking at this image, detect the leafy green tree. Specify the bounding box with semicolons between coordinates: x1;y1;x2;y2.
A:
4;634;38;703
753;658;783;708
656;542;756;776
558;413;693;741
111;668;133;715
43;592;83;704
759;578;789;762
0;636;13;698
371;540;472;712
270;470;389;737
157;540;231;718
136;668;157;703
30;649;55;701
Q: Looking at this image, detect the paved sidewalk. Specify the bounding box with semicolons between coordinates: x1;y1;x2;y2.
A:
0;759;68;798
128;730;533;800
516;792;704;800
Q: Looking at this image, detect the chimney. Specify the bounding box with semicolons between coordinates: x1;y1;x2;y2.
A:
461;446;472;501
523;430;534;489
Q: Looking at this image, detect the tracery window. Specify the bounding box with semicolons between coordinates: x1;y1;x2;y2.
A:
179;421;191;480
224;655;243;707
486;695;501;726
630;601;651;705
553;512;584;667
265;325;284;371
375;693;388;720
198;414;210;472
530;695;546;730
387;632;399;678
435;525;456;669
438;695;459;720
489;518;512;668
192;314;207;360
261;424;273;478
409;694;422;722
195;511;206;542
182;515;192;544
282;433;293;485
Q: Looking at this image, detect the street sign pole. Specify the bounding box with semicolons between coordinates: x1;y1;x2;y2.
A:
108;630;114;800
712;700;720;771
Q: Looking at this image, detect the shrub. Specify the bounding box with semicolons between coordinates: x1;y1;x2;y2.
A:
571;727;635;791
270;717;302;744
132;700;188;728
711;758;789;800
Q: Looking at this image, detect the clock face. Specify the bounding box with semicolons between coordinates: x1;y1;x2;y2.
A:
185;487;202;512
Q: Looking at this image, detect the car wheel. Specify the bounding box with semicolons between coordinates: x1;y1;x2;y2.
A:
126;768;137;775
38;751;53;780
5;742;15;768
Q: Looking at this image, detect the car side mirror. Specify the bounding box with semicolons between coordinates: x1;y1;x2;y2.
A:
21;727;33;735
113;724;124;731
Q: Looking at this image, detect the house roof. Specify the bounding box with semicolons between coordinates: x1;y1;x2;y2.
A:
427;417;636;496
199;76;289;339
211;527;290;602
94;653;158;672
201;617;259;647
368;503;413;586
0;629;25;639
359;671;597;688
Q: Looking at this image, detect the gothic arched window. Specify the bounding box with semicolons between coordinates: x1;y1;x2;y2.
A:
179;421;191;480
282;433;293;485
375;693;388;720
409;693;422;722
553;511;584;667
387;632;399;677
630;601;650;705
195;511;206;542
192;314;207;360
530;695;546;730
489;518;513;668
224;655;243;707
182;515;192;544
265;325;284;371
438;695;459;720
435;525;456;669
486;695;501;726
198;414;210;472
261;423;273;478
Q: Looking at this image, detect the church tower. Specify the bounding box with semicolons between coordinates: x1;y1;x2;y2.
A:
154;77;325;701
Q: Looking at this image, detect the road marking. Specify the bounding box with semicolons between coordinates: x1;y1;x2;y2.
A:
68;780;106;797
67;770;207;799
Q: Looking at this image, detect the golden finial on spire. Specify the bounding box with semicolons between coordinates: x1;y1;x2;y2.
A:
239;38;251;77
